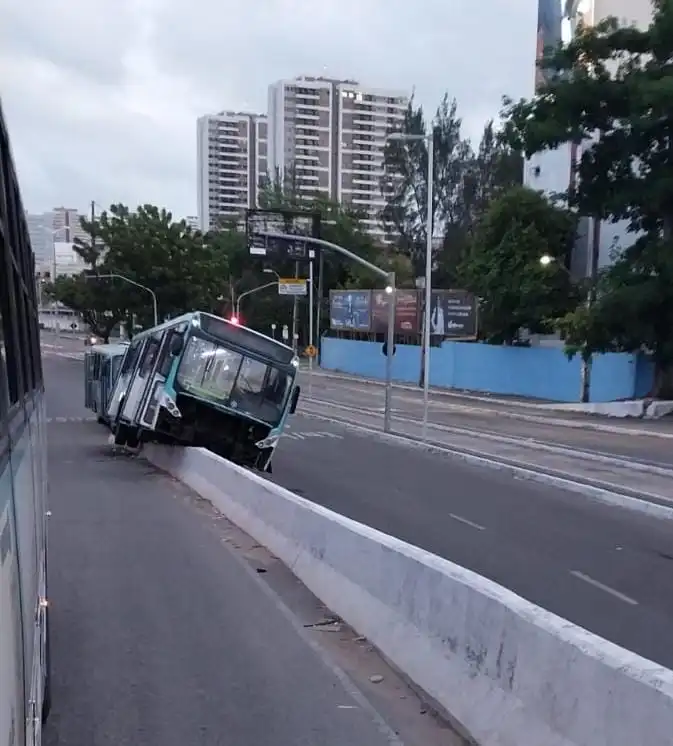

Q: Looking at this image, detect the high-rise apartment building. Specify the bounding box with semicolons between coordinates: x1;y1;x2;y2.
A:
335;80;408;239
26;207;88;274
526;0;652;273
267;76;408;241
26;212;50;264
196;112;267;232
51;207;89;244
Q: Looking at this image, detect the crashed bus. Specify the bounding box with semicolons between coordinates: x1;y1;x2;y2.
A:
106;311;300;471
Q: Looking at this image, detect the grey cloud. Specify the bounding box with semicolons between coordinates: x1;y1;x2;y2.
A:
2;0;541;217
3;1;136;86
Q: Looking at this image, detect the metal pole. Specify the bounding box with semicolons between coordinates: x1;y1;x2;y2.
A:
87;273;158;326
580;215;601;402
235;281;278;319
291;261;299;352
383;272;396;433
422;134;434;441
308;257;314;397
316;250;324;364
255;232;389;280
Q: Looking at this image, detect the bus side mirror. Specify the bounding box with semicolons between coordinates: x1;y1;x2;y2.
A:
290;386;300;414
170;334;184;356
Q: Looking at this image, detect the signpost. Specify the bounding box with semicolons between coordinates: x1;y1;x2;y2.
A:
245;209;321;262
278;278;307;296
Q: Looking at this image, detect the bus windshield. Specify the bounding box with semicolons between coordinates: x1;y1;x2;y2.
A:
176;335;292;425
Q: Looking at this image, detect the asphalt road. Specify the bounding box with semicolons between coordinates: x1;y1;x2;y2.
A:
299;371;673;465
42;352;445;746
42;341;673;684
272;414;673;669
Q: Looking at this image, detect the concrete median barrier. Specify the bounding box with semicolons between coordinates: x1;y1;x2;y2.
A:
145;444;673;746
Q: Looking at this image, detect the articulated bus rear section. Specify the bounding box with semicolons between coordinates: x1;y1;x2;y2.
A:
0;96;51;746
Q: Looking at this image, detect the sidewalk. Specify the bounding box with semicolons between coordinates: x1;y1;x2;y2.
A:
301;365;673;436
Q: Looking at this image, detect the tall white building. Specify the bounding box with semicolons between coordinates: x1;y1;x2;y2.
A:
27;207;89;275
196;112;267;232
51;207;89;244
526;0;652;273
267;76;408;241
26;213;50;264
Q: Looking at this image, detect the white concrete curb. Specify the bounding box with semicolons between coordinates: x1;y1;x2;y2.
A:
145;444;673;746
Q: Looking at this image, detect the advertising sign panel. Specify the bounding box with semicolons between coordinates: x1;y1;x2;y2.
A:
429;290;478;338
329;290;371;331
371;289;420;334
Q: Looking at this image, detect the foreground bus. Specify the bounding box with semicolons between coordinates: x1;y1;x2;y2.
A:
84;342;129;426
0;98;51;745
106;312;301;471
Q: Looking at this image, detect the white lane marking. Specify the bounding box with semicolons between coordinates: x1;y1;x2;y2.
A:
570;570;638;605
448;513;486;531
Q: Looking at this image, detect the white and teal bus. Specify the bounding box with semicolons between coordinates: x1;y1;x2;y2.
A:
106;312;301;472
0;98;51;746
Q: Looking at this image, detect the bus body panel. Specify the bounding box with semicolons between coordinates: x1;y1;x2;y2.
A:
84;343;129;423
1;94;50;746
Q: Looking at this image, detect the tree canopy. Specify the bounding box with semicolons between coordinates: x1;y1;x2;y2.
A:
503;0;673;394
381;94;523;284
459;186;579;344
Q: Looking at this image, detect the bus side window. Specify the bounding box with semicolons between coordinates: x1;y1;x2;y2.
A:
157;330;178;377
120;339;142;376
92;354;101;380
138;336;161;379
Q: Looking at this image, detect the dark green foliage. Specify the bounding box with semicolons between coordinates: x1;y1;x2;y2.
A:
459;187;579;344
503;0;673;394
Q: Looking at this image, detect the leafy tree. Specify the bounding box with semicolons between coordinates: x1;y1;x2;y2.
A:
380;94;473;279
381;96;524;286
43;275;124;342
50;204;231;334
459;186;579;344
502;0;673;394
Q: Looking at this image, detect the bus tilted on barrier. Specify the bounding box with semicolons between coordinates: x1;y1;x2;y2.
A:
106;312;301;471
1;97;51;745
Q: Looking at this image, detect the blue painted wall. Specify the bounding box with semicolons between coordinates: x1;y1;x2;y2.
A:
320;337;655;402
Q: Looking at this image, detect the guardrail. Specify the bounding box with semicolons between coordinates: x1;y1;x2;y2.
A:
144;444;673;746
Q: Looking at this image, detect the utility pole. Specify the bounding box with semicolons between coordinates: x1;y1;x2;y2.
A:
291;260;299;351
580;215;601;403
90;200;96;260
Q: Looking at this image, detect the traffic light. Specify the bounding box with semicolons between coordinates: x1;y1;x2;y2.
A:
229;315;239;325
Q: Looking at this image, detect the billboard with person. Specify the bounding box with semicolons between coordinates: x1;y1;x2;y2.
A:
329;290;371;331
371;289;420;333
429;290;478;338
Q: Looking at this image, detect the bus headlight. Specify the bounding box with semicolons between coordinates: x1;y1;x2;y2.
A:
255;435;278;450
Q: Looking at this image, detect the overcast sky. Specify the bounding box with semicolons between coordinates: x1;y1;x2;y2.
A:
2;0;538;219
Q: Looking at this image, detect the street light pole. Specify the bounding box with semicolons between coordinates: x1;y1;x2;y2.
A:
422;135;434;441
387;130;434;441
87;273;158;327
255;231;396;432
235;281;278;318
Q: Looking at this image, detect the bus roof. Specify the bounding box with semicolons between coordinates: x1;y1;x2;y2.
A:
131;311;296;363
89;342;130;357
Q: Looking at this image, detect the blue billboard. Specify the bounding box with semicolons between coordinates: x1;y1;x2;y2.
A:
329;290;371;331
